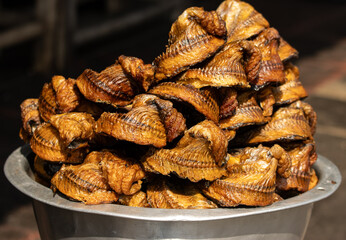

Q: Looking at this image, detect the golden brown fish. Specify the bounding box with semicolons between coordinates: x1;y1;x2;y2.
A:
178;41;250;88
269;144;291;178
154;7;226;81
219;88;238;119
276;143;316;192
180;120;228;166
216;0;269;43
94;94;185;147
118;191;150;208
21;0;322;209
50;112;95;149
278;37;298;62
257;87;275;117
20;98;42;138
147;177;217;209
244;106;312;144
99;151;145;195
242;40;262;84
38;82;59;122
76;64;136;107
289;101;317;136
152;97;186;142
142;120;227;182
273;63;308;105
143;138;227;182
220;91;266;130
201;145;281;207
251;28;285;89
118;55;155;91
130;94;186;142
95;107;166;148
30;123;88;163
51;76;80;113
51;161;118;205
149;82;219;123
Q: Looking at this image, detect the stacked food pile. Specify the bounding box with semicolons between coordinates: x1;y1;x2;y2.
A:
19;0;318;208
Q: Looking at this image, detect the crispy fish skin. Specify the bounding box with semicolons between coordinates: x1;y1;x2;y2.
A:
20;98;42;137
278;37;298;62
51;76;80;113
118;55;155;91
50;112;95;149
149;82;219;123
76;64;136;107
143;120;227;182
269;144;291;178
23;0;321;209
202;145;279;207
94;107;167;148
132;94;186;142
219;88;238;119
38;83;60;122
246;107;312;144
99;151;145;195
147;177;217;209
180;120;228;166
154;7;226;81
51;162;118;205
273;63;308;105
30;123;87;163
143;138;227;182
242;40;262;84
178;41;250;89
153;97;186;142
220;91;266;130
251;28;285;89
276;143;316;192
217;0;269;43
257;87;275;117
118;191;150;208
94;94;185;147
289;101;317;136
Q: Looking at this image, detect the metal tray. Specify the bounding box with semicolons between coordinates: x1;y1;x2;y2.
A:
4;145;341;240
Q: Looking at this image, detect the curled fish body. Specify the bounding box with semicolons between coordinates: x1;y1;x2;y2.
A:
76;64;136;107
30;123;88;163
217;0;269;43
178;41;250;88
149;82;219;123
220;91;266;130
154;7;226;81
202;145;280;207
20;98;42;138
51;162;118;205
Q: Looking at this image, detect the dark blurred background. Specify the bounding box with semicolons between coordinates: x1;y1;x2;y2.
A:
1;0;345;239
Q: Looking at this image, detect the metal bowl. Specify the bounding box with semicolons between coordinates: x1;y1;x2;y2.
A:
4;145;341;240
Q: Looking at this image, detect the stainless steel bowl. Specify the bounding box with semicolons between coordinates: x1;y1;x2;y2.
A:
4;145;341;240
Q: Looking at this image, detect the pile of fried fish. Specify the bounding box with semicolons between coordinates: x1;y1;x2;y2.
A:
20;0;318;208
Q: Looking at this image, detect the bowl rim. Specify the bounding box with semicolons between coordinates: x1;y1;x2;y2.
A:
4;145;341;222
